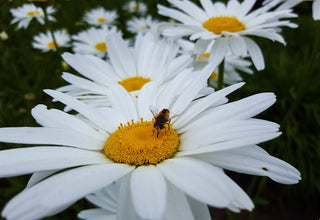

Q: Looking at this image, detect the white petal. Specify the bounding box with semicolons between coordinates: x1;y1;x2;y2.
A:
243;37;265;70
313;0;320;20
195;145;301;184
130;166;167;219
179;132;281;155
78;208;116;220
61;72;109;95
2;164;133;220
117;175;141;220
165;183;194;220
106;34;136;78
228;37;247;56
26;170;59;189
137;82;157;121
158;157;233;208
187;196;211;220
106;85;138;122
209;37;229;67
179;92;276;133
0;127;104;150
181;119;279;150
0;146;109;177
44;90;113;132
174;82;245;129
31;104;105;140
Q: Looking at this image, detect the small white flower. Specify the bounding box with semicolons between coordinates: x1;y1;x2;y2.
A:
127;15;160;35
32;30;71;52
72;25;122;58
158;0;298;70
58;33;194;108
313;0;320;20
178;39;253;87
123;1;147;14
83;7;118;26
10;3;55;29
0;79;301;220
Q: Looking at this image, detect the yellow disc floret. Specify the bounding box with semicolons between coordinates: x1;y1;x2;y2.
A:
95;42;107;52
203;16;245;35
47;41;57;48
118;77;151;92
27;11;40;16
104;119;179;166
97;17;105;23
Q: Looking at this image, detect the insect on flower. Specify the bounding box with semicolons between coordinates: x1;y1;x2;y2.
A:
150;106;178;137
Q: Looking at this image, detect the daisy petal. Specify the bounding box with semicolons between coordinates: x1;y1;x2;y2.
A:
26;170;59;189
209;37;229;67
165;183;194;220
244;37;265;70
0;127;104;150
194;145;301;184
0;147;108;177
187;196;211;220
2;164;133;220
117;175;141;220
158;157;233;208
130;166;167;219
137;82;157;121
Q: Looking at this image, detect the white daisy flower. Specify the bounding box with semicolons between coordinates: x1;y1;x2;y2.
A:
123;1;147;14
32;30;71;52
10;3;55;29
78;180;212;220
313;0;320;20
178;39;253;87
158;0;298;70
58;33;193;108
267;0;320;21
72;25;122;58
127;16;160;35
83;7;118;26
0;77;300;219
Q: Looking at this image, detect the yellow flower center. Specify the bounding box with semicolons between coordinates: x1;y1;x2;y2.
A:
95;42;107;52
97;17;105;23
27;11;40;16
131;5;138;11
118;77;151;92
203;16;245;35
47;41;57;48
210;71;218;79
196;52;210;61
104;119;179;166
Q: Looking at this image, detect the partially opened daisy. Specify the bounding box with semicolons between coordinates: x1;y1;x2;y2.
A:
10;3;55;29
58;33;193;108
123;1;147;14
72;26;122;58
158;0;298;70
178;39;253;87
0;71;300;219
32;30;71;52
127;16;160;35
83;7;118;26
78;180;212;220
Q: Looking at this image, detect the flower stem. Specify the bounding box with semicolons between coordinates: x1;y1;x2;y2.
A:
41;6;60;56
217;58;225;90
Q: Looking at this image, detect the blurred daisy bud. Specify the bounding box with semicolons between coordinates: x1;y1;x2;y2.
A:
61;61;69;71
0;31;8;41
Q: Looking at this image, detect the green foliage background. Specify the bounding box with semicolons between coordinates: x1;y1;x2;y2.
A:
0;0;319;219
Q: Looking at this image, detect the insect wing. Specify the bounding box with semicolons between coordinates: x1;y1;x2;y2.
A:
149;105;159;118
